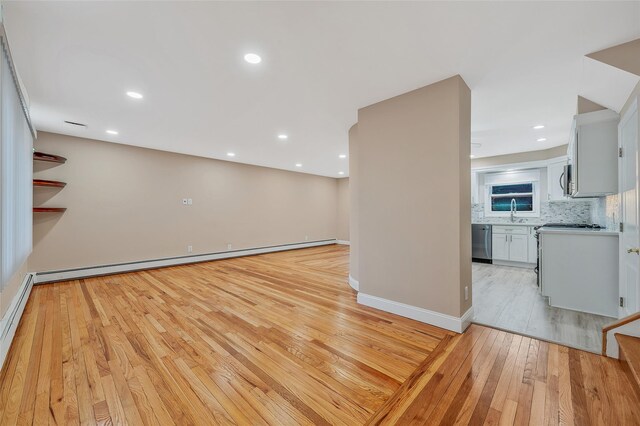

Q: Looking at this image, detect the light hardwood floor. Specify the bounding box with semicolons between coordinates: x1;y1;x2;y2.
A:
472;262;613;354
0;245;638;425
368;323;640;425
0;245;453;425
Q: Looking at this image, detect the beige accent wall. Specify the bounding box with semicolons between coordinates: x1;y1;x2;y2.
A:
349;125;359;282
577;96;607;114
356;75;471;318
587;38;640;77
471;145;567;169
30;132;339;272
336;178;349;241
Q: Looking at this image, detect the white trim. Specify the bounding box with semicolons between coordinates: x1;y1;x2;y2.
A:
0;273;34;371
460;306;474;333
337;240;351;245
348;274;359;291
484;178;540;219
484;169;540;185
618;95;639;319
34;239;337;284
357;292;473;333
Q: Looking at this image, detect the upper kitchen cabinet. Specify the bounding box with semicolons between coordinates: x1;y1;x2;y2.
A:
546;159;567;201
471;171;478;204
567;109;619;197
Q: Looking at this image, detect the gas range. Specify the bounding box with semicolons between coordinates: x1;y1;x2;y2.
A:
533;223;603;231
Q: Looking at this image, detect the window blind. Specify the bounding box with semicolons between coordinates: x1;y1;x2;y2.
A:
0;32;33;290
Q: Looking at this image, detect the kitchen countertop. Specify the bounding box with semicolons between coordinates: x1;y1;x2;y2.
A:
536;227;619;236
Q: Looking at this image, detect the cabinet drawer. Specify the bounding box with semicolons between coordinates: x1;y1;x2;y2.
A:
493;225;529;235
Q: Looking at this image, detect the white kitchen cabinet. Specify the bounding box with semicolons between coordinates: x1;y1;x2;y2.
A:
492;225;534;264
567;109;619;197
527;226;537;263
471;171;478;204
547;160;567;201
508;235;529;262
492;233;509;261
538;229;618;317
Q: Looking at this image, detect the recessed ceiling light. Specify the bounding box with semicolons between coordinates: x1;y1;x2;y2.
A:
126;91;143;99
295;163;302;167
470;155;476;159
537;138;547;142
278;134;288;140
244;53;262;64
338;171;345;175
227;152;236;157
339;154;347;159
106;130;118;135
533;125;545;130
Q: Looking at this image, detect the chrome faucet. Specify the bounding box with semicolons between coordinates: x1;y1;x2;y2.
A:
510;198;517;222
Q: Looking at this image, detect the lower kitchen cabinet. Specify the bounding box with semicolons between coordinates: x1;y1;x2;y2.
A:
538;230;618;317
492;233;509;260
491;225;537;265
528;227;538;263
508;234;529;262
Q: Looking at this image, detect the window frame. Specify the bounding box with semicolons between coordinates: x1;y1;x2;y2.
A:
484;181;540;218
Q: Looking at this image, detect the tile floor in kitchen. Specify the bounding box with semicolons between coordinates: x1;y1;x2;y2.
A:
472;262;614;353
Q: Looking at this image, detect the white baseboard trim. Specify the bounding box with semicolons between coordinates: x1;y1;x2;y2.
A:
357;292;473;333
34;239;338;284
348;274;359;291
0;273;34;372
460;306;474;333
337;240;351;245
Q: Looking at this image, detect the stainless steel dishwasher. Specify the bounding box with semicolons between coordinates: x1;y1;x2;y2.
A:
472;224;492;263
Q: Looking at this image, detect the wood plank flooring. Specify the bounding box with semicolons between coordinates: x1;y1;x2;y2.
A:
0;245;453;425
0;244;639;425
472;263;613;353
368;324;640;425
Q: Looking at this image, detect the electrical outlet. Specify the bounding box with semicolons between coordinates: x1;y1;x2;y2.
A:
187;245;193;253
305;235;309;241
227;243;232;250
187;198;193;205
464;286;469;301
182;198;188;205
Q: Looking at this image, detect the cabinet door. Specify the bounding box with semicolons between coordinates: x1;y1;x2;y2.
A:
509;235;529;262
471;172;477;204
527;229;537;263
492;233;509;261
547;161;566;201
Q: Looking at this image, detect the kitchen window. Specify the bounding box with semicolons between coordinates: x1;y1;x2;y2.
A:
490;183;534;212
484;170;540;217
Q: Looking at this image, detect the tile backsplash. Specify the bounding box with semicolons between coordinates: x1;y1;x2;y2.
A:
590;194;620;230
472;200;595;225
